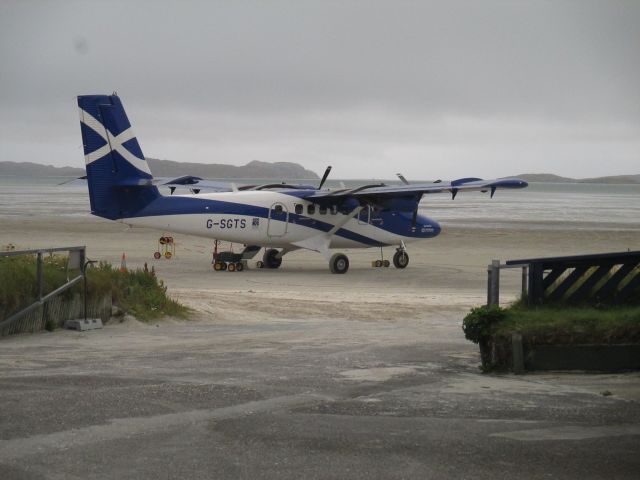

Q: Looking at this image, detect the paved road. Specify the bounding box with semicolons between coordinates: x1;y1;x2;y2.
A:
1;310;639;479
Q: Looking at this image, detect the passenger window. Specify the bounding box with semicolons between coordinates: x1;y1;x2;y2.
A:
330;205;338;215
295;204;303;215
307;204;315;215
274;204;283;214
319;205;327;215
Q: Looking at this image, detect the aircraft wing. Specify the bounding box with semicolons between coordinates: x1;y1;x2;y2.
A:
307;177;528;201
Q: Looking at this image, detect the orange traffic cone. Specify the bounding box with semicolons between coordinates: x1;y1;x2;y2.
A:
120;252;127;272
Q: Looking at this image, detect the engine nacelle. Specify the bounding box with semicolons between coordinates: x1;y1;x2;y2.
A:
377;196;419;212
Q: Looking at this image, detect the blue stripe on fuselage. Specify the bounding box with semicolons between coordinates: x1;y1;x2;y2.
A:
122;194;439;245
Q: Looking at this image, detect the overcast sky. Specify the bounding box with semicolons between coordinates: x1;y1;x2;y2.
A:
1;0;638;179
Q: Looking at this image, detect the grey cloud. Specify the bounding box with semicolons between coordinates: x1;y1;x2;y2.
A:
0;0;638;177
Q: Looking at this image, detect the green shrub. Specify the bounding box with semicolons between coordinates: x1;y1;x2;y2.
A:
462;303;640;347
462;305;507;344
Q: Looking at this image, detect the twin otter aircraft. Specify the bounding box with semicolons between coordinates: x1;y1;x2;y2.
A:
78;94;528;274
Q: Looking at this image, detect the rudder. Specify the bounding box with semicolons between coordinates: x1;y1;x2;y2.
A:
77;94;159;220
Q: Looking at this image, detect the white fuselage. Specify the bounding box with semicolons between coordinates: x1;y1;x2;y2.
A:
120;190;421;249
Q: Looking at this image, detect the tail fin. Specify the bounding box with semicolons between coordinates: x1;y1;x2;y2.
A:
77;94;160;220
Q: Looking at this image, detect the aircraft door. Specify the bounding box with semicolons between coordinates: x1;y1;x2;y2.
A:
267;202;289;237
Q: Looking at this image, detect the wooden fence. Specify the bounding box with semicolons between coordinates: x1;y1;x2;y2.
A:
0;294;111;337
488;250;640;306
0;246;111;337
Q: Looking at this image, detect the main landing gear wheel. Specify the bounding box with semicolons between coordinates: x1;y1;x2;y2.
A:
393;250;409;269
329;253;349;274
263;249;282;269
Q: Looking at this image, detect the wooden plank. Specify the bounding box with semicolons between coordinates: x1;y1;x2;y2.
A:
566;265;614;303
527;263;545;305
594;262;639;303
617;271;640;302
546;266;589;302
507;250;640;267
542;267;566;291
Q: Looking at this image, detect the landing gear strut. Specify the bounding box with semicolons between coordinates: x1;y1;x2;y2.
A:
329;253;349;274
372;247;391;268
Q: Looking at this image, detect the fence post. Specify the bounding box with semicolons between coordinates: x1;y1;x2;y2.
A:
36;252;43;300
512;334;525;374
487;265;492;306
487;260;500;306
521;266;528;302
527;263;544;305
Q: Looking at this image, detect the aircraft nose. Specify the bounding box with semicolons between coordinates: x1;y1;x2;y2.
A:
418;216;441;237
430;219;441;236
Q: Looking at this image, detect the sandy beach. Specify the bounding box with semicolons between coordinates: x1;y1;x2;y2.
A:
2;214;640;479
3;214;639;315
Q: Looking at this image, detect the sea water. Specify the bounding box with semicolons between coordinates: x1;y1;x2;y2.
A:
0;176;638;231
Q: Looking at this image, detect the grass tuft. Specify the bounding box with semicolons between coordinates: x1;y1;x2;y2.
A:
495;303;640;345
462;303;640;347
86;261;190;321
0;255;189;323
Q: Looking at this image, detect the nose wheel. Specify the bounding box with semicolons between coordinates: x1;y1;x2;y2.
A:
393;248;409;269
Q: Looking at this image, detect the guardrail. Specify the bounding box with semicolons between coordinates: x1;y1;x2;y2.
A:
487;250;640;306
0;246;86;336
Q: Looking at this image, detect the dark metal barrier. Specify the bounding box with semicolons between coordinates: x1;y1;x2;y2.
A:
487;250;640;306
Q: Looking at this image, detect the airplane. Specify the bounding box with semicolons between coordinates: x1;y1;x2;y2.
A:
77;94;528;274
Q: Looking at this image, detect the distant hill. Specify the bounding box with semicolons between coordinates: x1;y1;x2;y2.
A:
3;161;635;184
147;159;319;179
0;161;84;177
512;173;640;185
0;160;319;180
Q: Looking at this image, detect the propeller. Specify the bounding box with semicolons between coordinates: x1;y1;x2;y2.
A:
318;166;332;189
396;173;410;185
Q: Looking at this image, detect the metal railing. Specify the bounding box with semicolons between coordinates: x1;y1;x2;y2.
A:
486;260;528;306
0;246;86;335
